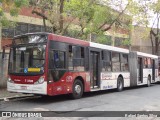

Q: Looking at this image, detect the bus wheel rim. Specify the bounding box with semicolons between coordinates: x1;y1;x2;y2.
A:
75;84;81;94
118;81;122;89
148;79;150;85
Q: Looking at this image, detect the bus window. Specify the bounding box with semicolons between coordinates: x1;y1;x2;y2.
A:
159;66;160;75
68;45;85;71
81;47;85;58
112;52;120;72
143;58;147;68
121;54;129;71
49;50;66;69
143;58;152;68
101;50;111;72
68;45;73;70
72;46;85;71
148;58;152;68
8;44;46;75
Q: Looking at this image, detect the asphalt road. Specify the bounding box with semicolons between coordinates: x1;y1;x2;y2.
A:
1;83;160;120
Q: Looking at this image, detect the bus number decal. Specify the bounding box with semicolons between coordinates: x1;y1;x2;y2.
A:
103;85;113;89
66;76;73;82
101;73;112;80
57;86;62;91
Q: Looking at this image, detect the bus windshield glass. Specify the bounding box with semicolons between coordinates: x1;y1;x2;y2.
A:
13;34;47;45
8;44;46;75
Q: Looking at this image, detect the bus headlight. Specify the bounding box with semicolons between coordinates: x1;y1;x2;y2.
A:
8;76;14;83
35;76;45;84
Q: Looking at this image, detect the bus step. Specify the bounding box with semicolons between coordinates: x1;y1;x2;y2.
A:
91;88;100;91
90;86;99;89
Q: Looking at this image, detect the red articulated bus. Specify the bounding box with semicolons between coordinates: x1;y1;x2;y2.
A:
6;32;159;99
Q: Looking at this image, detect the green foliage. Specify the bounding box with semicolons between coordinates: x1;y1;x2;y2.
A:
122;38;131;46
14;0;28;8
88;6;112;33
0;8;4;16
31;0;133;46
65;29;80;39
0;16;16;27
10;8;19;16
151;0;160;13
0;0;29;27
96;34;112;45
64;0;115;39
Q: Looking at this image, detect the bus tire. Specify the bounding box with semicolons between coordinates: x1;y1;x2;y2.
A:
147;76;151;87
117;77;123;92
71;79;83;99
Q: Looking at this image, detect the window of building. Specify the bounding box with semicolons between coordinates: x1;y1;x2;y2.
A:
2;22;45;38
15;23;28;35
29;24;42;33
2;28;14;38
115;37;123;46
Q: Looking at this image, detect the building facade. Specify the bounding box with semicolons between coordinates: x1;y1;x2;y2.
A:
131;26;154;55
0;7;48;52
0;7;46;87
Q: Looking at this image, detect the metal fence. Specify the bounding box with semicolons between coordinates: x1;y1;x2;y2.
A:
0;53;9;88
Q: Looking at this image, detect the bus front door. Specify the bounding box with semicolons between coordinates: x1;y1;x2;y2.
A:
90;51;100;89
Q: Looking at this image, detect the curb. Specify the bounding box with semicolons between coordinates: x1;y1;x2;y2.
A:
0;94;36;102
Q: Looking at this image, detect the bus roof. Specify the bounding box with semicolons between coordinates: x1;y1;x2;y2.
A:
48;33;89;46
13;32;49;39
136;51;158;58
90;42;129;53
12;33;157;58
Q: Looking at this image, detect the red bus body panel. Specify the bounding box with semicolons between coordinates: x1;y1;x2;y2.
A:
47;72;91;96
8;33;91;96
10;75;41;84
48;34;89;46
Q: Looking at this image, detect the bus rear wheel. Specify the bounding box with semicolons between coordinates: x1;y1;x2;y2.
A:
117;77;123;92
71;79;83;99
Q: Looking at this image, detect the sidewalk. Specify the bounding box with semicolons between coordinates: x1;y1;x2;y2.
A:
0;87;33;101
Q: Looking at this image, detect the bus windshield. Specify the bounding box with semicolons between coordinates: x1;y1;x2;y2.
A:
8;44;46;75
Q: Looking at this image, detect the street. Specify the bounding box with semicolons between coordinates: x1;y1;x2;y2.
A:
1;83;160;120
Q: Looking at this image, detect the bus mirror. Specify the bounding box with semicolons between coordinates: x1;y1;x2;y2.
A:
2;46;5;59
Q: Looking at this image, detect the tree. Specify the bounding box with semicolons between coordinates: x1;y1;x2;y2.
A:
126;0;160;55
0;0;28;27
149;0;160;55
150;14;160;55
30;0;66;33
30;0;132;42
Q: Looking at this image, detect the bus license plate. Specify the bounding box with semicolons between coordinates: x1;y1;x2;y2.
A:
21;86;27;90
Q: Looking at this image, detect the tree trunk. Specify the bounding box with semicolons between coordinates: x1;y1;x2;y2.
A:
59;0;64;34
42;9;46;32
32;9;48;32
150;30;154;54
155;37;159;55
43;18;46;32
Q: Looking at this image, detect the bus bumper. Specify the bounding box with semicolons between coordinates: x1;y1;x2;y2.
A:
7;81;47;95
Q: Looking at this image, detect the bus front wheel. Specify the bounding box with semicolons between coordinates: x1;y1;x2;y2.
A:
117;77;123;92
71;79;84;99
